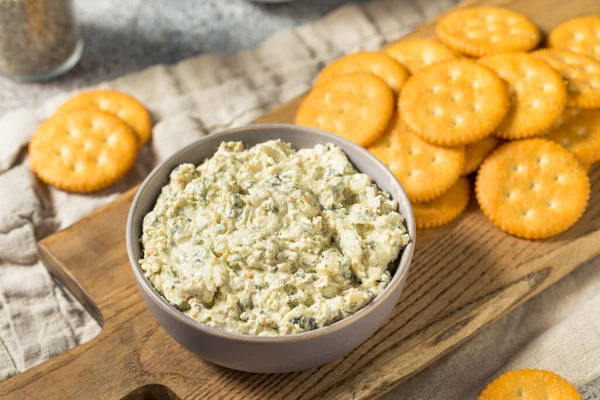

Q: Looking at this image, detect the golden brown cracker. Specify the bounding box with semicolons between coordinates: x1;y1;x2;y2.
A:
414;177;470;229
476;139;589;239
314;51;409;94
399;60;509;146
384;38;457;74
387;113;465;202
479;53;567;140
462;136;500;176
436;7;541;57
532;49;600;109
29;109;138;193
479;369;583;400
296;72;395;147
548;16;600;61
544;108;600;165
366;114;395;165
56;89;152;149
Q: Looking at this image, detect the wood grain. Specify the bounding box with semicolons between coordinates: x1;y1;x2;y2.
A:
2;0;600;398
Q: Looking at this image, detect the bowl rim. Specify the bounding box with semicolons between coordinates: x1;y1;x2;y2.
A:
126;123;416;343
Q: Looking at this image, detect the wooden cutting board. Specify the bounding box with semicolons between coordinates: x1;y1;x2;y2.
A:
2;0;600;398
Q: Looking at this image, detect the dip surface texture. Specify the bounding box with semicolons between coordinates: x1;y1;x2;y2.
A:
140;140;410;335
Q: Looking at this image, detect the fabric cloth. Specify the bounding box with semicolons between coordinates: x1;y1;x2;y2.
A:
0;0;599;398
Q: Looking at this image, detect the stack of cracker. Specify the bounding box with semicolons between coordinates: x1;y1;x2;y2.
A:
29;90;152;193
296;8;600;239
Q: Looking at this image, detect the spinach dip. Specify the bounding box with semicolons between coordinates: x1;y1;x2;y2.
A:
140;140;410;336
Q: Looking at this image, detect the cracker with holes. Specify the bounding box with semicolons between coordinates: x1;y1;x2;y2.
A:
386;113;465;202
414;177;470;229
314;51;409;94
462;136;500;176
549;16;600;62
56;89;152;149
476;139;589;239
399;60;509;146
544;108;600;165
436;7;540;57
478;53;567;140
532;49;600;109
384;38;457;74
478;369;583;400
296;72;394;147
29;109;138;193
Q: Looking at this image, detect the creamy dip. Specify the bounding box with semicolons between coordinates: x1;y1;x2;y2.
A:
140;140;410;336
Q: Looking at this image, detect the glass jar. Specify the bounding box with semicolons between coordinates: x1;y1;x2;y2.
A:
0;0;83;82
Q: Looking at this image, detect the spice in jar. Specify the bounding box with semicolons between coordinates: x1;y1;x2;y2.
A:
0;0;83;81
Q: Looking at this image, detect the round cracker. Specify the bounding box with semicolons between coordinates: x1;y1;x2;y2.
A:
384;38;457;74
476;139;590;239
314;51;409;94
479;369;583;400
399;59;509;146
462;136;500;176
436;7;541;57
543;108;600;165
29;109;138;193
532;49;600;109
387;113;465;202
414;177;470;229
296;72;395;147
548;16;600;61
366;114;395;165
56;89;152;149
479;53;567;140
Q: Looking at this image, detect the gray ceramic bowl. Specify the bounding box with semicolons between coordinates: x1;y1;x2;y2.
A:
126;124;416;373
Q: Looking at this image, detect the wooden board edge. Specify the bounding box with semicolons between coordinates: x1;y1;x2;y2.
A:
38;243;104;325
